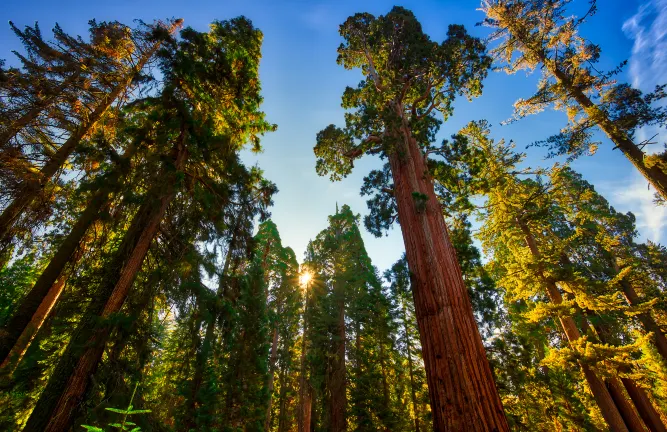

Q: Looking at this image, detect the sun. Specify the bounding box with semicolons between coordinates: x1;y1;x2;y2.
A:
299;270;313;286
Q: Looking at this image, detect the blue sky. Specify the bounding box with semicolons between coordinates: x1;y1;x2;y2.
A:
1;0;665;272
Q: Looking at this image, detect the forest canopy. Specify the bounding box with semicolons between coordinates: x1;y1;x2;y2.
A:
0;1;666;431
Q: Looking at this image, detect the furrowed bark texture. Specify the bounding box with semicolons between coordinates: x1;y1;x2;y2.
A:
607;377;649;432
386;105;508;431
23;139;186;432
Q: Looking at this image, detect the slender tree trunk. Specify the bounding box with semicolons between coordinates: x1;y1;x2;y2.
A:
277;360;289;432
0;19;182;243
622;378;667;432
402;299;421;432
516;218;629;432
546;59;667;201
0;143;136;369
23;131;187;432
265;326;280;430
0;72;81;148
297;285;312;432
385;103;508;431
329;275;346;432
583;309;667;432
611;258;667;364
185;231;238;429
607;377;649;432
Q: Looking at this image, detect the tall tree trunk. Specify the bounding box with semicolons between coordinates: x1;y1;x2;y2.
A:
0;143;136;370
328;275;346;432
516;218;629;432
385;103;508;431
277;360;289;432
611;258;667;364
185;231;239;429
23;131;187;432
402;299;421;432
0;72;81;148
584;309;667;432
607;377;648;432
265;326;280;430
621;378;667;432
521;37;667;200
298;285;312;432
0;19;182;243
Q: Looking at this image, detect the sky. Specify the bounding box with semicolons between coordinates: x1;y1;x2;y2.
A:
1;0;665;273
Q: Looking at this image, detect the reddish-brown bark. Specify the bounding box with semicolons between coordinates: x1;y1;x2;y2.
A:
622;378;667;432
0;142;136;369
386;103;508;431
607;377;649;432
23;133;187;432
265;326;280;429
298;284;313;432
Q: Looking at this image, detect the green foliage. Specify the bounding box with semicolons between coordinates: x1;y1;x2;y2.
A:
81;383;151;431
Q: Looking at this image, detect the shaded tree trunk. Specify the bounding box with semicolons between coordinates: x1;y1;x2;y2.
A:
402;298;421;432
0;143;136;370
265;326;280;430
607;377;649;432
611;258;667;365
517;218;629;432
297;286;312;432
185;234;237;430
23;131;187;432
385;102;508;431
621;378;667;432
328;275;346;432
277;360;289;432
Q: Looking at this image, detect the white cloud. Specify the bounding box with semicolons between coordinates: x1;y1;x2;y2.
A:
615;0;667;243
622;0;667;89
601;175;666;244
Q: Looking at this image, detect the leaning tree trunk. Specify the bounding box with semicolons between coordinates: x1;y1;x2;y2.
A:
621;378;667;432
385;103;508;431
544;58;667;201
0;143;136;371
585;310;667;432
23;134;187;432
516;218;629;432
0;72;81;148
611;258;667;365
0;19;182;243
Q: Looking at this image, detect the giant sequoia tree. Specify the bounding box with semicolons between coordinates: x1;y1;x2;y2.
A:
313;7;508;430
